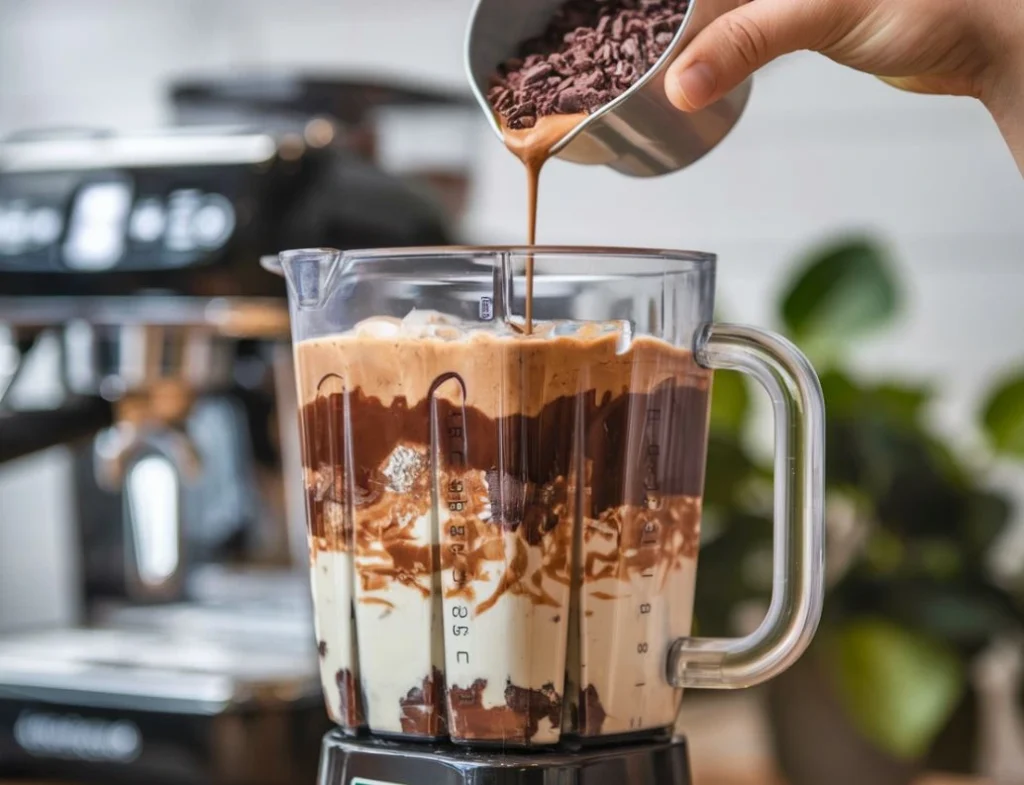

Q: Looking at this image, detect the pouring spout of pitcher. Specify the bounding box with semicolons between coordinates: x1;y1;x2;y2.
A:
262;248;344;311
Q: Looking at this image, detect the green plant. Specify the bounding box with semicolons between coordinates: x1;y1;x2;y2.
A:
694;236;1024;767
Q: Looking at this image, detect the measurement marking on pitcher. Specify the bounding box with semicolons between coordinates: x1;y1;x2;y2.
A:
643;408;662;507
445;407;473;667
479;296;494;321
635;407;664;734
640;410;661;580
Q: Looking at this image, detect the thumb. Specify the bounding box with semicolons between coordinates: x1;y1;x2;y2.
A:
666;0;857;111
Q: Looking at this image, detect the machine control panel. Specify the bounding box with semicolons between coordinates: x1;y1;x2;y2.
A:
0;175;239;273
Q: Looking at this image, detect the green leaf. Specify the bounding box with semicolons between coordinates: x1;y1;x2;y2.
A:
863;529;905;576
961;490;1012;558
820;371;931;426
780;238;900;363
693;511;772;637
825;618;965;760
887;580;1024;650
702;434;758;509
871;383;931;426
819;370;863;419
981;370;1024;458
708;370;751;434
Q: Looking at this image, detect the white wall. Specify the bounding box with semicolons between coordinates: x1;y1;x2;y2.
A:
1;0;1023;462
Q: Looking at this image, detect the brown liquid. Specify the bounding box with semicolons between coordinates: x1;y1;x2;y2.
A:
334;668;363;729
297;331;708;743
448;679;561;744
500;114;587;333
399;668;448;737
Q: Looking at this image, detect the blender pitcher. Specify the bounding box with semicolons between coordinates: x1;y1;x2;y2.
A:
264;246;824;747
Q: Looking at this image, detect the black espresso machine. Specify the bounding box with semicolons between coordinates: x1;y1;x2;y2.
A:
0;74;474;785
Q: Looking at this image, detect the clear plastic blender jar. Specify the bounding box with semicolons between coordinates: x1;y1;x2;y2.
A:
264;246;825;747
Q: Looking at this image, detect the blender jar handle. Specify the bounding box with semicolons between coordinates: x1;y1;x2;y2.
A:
668;323;826;689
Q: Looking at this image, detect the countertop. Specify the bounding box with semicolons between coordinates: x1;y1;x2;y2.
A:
0;693;990;785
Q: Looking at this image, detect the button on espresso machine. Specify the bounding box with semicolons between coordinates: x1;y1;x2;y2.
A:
0;75;471;785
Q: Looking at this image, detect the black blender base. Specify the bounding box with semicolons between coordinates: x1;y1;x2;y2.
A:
318;730;692;785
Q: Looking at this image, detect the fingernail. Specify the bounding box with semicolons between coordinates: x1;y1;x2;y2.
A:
674;62;716;109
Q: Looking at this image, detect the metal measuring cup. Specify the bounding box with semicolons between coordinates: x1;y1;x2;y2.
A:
465;0;751;177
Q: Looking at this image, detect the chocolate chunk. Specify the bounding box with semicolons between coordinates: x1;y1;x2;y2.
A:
572;54;594;71
549;52;573;76
650;17;673;35
505;681;562;733
615;62;638;88
626;17;647;36
579;685;608;736
447;678;563;744
399;668;448;736
484;472;567;544
523;62;555;84
557;88;586;113
335;668;364;728
487;0;690;127
488;86;515;113
318;640;328;658
486;470;528;524
507;101;539;130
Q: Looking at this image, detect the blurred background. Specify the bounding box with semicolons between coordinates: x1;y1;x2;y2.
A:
1;1;1023;784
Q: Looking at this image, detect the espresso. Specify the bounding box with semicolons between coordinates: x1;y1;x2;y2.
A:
296;316;709;744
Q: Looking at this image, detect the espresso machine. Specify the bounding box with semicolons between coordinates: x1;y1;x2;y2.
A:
0;75;470;784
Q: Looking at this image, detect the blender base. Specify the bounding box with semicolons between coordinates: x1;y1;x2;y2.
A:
318;730;693;785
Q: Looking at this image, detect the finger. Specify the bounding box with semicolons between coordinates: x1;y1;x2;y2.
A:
666;0;863;111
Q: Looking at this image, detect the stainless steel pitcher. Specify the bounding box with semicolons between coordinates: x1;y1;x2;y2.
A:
465;0;751;177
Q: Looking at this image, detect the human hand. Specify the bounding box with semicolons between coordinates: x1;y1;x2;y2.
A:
665;0;1024;171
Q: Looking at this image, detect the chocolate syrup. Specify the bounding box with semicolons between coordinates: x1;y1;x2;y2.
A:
500;113;587;332
300;379;709;537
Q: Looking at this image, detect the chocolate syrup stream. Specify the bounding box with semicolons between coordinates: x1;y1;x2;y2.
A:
501;113;587;334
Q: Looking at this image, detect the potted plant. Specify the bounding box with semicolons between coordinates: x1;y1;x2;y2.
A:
694;237;1024;785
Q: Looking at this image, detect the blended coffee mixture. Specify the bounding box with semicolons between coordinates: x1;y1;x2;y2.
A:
487;0;689;330
297;314;708;744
